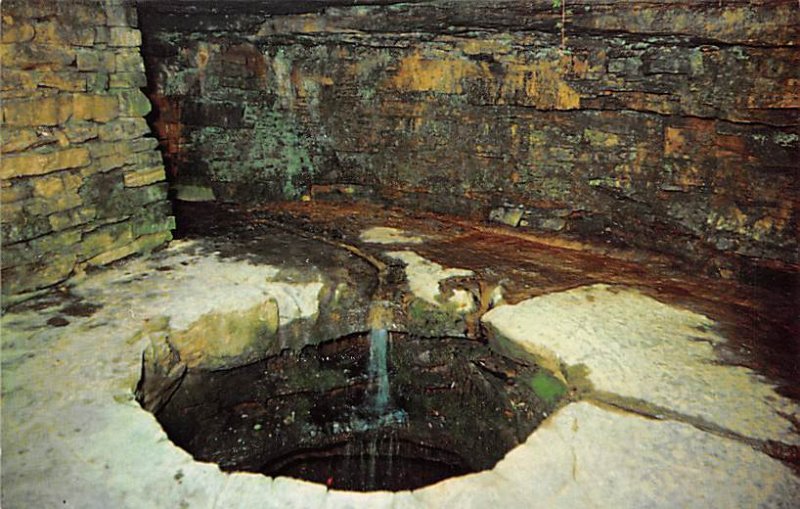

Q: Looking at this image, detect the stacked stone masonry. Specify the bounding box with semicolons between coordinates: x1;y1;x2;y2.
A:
141;0;799;274
1;0;174;301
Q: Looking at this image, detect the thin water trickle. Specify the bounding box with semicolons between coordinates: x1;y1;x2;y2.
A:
368;328;391;414
363;328;404;489
147;330;552;491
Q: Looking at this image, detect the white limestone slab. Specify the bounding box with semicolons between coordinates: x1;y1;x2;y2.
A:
76;239;323;331
483;283;800;444
385;250;475;312
3;245;797;509
487;401;800;508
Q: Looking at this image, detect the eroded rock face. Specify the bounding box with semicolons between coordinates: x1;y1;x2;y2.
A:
140;0;799;273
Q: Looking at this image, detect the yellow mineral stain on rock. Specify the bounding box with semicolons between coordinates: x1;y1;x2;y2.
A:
195;43;210;69
509;123;523;152
713;206;748;233
391;51;481;94
556;81;581;109
675;165;704;189
664;127;687;156
390;46;582;109
721;9;746;30
302;16;325;33
753;202;793;238
500;58;581;109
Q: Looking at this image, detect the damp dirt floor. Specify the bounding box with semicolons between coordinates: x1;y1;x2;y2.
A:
1;201;798;508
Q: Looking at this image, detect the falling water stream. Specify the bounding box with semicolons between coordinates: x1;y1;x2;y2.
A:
368;328;391;414
360;328;407;489
147;329;559;491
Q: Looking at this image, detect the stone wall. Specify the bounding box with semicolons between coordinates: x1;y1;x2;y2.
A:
1;0;174;301
140;0;799;273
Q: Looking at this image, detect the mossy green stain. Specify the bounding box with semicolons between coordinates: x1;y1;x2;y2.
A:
406;299;465;337
529;371;566;405
187;103;314;199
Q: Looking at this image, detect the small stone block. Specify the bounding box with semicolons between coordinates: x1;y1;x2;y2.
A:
71;93;119;123
109;72;147;89
115;50;145;72
124;166;166;187
109;27;141;47
98;118;150;142
173;184;216;202
2;129;39;153
116;89;152;117
76;50;116;72
48;207;97;231
2;96;63;127
0;147;91;179
106;4;138;27
1;15;35;43
39;72;88;92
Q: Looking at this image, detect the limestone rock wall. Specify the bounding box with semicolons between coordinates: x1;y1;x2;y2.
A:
140;0;799;272
1;0;174;301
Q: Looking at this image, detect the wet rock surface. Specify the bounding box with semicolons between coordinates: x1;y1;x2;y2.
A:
151;332;562;491
484;284;800;446
140;0;799;275
1;203;798;507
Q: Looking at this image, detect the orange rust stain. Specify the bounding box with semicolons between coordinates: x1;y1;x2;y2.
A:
149;95;183;179
666;118;718;156
390;51;481;94
664;127;687;156
684;117;716;134
499;58;581;109
675;164;705;189
290;66;303;91
715;134;749;159
239;200;798;387
754;202;794;236
568;55;591;78
390;48;582;109
615;91;677;115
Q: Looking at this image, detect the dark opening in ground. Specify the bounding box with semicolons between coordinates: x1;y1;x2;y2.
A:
139;331;565;491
